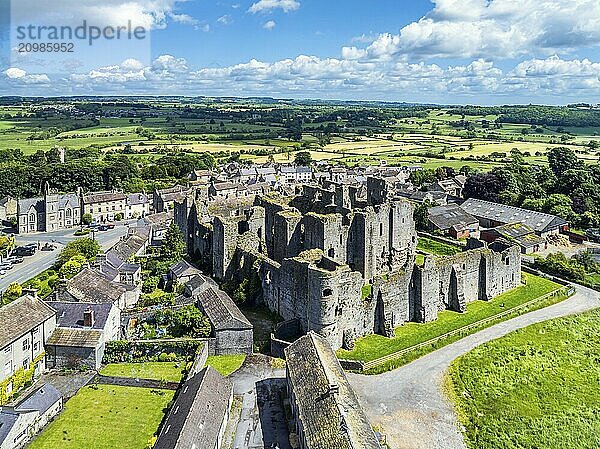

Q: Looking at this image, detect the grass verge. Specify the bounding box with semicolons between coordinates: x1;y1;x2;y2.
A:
447;308;600;449
28;385;174;449
338;273;568;374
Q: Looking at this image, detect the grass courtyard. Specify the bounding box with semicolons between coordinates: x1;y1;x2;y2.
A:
205;355;246;376
337;273;563;369
417;236;463;256
28;385;174;449
100;362;186;382
448;308;600;449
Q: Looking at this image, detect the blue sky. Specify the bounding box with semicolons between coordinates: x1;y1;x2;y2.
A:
2;0;600;104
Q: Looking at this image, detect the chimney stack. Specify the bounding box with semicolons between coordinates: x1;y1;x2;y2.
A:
83;309;95;327
22;288;38;300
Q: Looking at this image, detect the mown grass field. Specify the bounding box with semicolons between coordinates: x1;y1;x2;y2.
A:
205;355;246;376
448;308;600;449
337;273;561;364
28;385;173;449
100;362;186;382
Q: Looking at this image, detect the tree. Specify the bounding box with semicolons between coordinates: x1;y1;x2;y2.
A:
168;306;211;338
548;147;582;178
82;213;93;225
3;282;22;304
58;255;87;279
294;151;312;166
413;200;432;231
162;223;185;261
57;238;101;267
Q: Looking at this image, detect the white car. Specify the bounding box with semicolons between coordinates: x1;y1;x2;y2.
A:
0;270;6;276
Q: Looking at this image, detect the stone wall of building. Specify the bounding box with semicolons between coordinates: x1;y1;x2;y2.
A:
175;176;522;351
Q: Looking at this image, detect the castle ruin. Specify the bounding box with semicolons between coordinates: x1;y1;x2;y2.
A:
175;177;521;350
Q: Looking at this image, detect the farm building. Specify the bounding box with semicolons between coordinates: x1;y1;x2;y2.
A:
460;198;568;237
480;223;547;254
428;204;479;239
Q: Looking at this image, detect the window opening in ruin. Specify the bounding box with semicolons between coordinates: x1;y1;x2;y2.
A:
328;248;335;258
323;288;333;297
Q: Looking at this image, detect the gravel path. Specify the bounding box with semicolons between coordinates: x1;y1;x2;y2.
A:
348;283;600;449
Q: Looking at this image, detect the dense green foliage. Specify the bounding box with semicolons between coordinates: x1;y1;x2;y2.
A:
449;308;600;449
464;148;600;228
533;250;600;289
103;340;203;364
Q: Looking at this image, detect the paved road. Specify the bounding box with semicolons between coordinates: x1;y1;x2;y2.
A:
0;222;134;291
348;284;600;449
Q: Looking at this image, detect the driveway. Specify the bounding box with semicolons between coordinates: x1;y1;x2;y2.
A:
348;284;600;449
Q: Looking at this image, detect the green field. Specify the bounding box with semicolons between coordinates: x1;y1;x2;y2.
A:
448;308;600;449
337;273;562;366
28;385;174;449
205;355;246;376
100;362;186;382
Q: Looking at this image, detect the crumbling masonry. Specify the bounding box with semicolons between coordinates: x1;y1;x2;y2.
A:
175;177;521;350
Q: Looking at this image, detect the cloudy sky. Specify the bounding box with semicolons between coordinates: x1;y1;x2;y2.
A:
1;0;600;104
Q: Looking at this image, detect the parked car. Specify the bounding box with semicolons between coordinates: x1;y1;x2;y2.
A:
0;264;12;271
106;223;115;230
41;243;56;251
97;225;109;231
14;246;35;257
9;257;24;264
0;270;6;276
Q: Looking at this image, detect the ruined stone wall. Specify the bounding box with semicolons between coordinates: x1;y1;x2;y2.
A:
212;216;242;281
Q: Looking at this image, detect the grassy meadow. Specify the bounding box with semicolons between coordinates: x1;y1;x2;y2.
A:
448;308;600;449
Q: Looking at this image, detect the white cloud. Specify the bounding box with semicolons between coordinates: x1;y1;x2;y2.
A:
248;0;300;14
350;0;600;60
217;15;232;25
263;20;277;30
3;54;600;103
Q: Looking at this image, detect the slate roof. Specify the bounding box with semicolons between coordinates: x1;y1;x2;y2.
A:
107;229;149;264
82;191;127;204
492;223;546;248
46;328;102;348
195;287;252;331
45;301;114;330
15;384;62;415
212;182;239;192
154;367;232;449
170;260;201;278
428;204;478;231
460;198;569;234
185;274;217;296
64;268;125;304
285;332;381;449
142;212;173;229
57;193;80;209
0;411;20;446
0;295;56;349
18;197;44;214
127;193;149;206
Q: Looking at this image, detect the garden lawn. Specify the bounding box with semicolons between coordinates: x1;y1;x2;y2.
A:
28;385;174;449
100;362;186;382
205;355;246;376
337;273;561;364
448;308;600;449
417;236;462;256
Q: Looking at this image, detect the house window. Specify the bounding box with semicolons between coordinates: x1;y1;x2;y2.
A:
4;361;12;376
34;342;40;352
22;339;29;351
22;358;30;369
4;346;11;354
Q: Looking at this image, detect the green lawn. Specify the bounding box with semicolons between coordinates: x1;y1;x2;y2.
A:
337;273;562;365
417;236;462;256
448;308;600;449
28;385;174;449
100;362;186;382
205;355;246;376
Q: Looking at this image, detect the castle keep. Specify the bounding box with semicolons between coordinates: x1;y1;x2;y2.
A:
175;177;521;350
